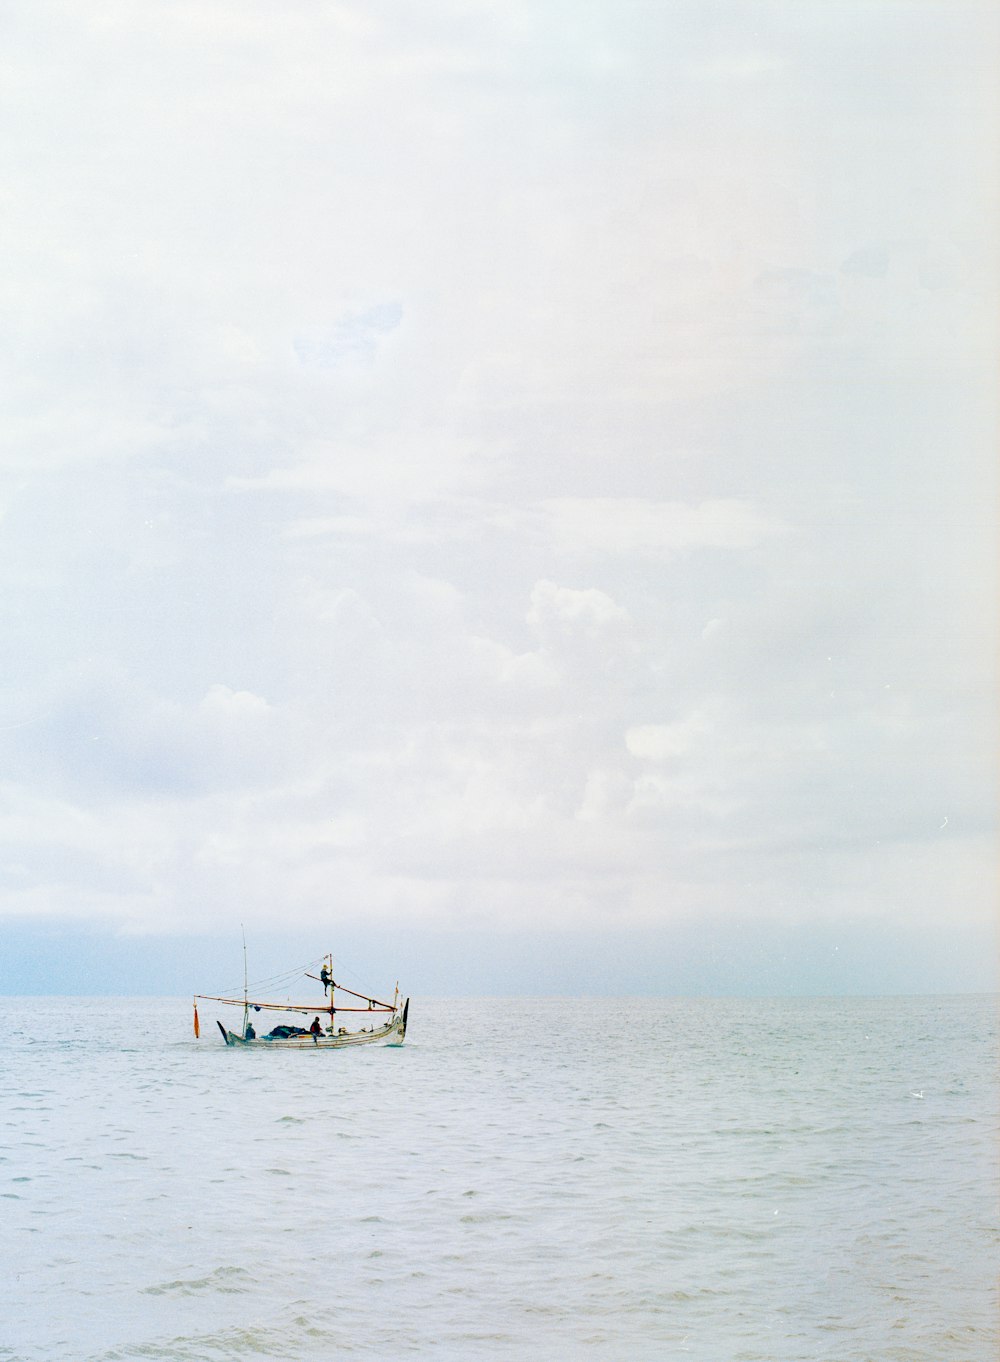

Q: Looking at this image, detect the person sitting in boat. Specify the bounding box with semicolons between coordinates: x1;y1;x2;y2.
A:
309;1016;323;1036
244;1021;256;1040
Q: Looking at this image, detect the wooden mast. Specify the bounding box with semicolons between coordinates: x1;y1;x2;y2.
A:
241;927;250;1037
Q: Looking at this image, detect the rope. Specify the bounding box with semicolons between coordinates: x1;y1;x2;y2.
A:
217;956;326;998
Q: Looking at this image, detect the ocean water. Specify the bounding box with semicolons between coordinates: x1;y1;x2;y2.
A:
0;994;995;1361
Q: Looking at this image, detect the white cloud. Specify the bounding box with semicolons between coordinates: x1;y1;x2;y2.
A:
282;515;382;541
496;649;560;692
0;0;994;980
541;498;786;558
696;52;787;81
527;579;633;642
625;713;712;763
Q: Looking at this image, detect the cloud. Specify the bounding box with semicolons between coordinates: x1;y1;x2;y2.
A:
0;0;993;983
625;714;712;763
695;51;787;81
2;665;283;801
539;498;786;558
841;245;891;279
293;302;404;370
527;579;633;640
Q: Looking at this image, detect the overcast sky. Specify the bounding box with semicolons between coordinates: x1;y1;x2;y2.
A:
1;0;996;995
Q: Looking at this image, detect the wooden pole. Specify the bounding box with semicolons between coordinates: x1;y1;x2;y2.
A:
241;926;249;1038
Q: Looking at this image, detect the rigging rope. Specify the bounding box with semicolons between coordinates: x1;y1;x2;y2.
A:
217;956;326;998
213;952;394;1008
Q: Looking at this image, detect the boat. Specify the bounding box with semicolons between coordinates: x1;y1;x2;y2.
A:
193;952;409;1049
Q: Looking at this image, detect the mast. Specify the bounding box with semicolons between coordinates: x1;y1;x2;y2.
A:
241;925;249;1038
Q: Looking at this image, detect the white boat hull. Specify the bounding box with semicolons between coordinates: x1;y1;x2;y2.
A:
217;999;408;1049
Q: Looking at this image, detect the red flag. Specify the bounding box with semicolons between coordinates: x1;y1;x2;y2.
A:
193;1001;200;1038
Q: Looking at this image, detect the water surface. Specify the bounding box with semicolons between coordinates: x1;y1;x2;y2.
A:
0;994;995;1360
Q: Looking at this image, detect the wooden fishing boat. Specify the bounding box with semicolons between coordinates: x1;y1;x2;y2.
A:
193;953;409;1049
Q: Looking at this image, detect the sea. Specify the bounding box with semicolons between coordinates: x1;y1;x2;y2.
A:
0;994;996;1361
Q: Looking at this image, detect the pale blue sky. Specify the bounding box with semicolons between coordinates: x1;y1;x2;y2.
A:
0;0;996;995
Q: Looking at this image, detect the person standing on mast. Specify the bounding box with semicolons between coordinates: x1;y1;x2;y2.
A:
320;958;335;1034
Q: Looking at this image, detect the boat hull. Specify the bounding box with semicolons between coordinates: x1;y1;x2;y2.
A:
217;999;408;1049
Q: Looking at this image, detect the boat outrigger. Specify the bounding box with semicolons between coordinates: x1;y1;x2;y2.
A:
193;952;409;1049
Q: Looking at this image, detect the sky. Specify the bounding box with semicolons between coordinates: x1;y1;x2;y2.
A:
0;0;997;996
